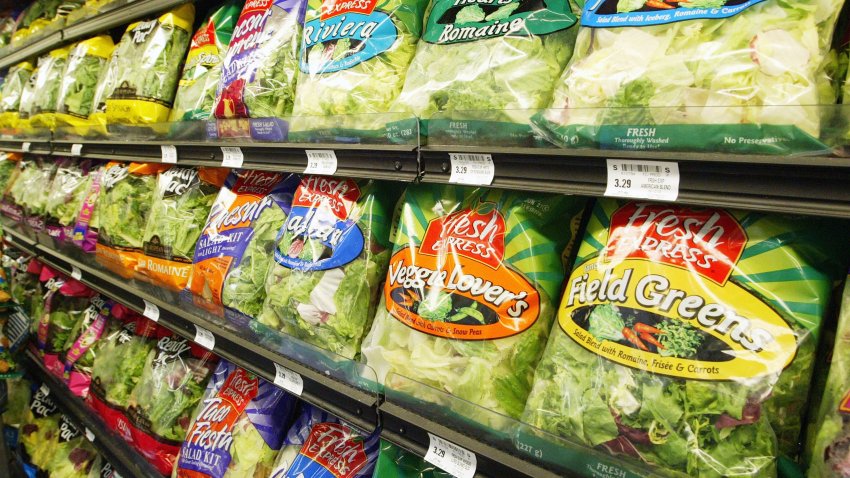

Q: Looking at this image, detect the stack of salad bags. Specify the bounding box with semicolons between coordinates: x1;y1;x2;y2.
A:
54;35;115;131
11;0;61;47
103;4;194;126
61;294;113;398
19;383;61;475
28;45;72;130
522;200;850;476
390;0;580;145
533;0;846;154
18;156;58;232
4;157;43;223
189;170;299;319
258;176;398;359
43;158;97;246
288;0;428;141
0;61;34;129
361;184;586;419
173;360;299;478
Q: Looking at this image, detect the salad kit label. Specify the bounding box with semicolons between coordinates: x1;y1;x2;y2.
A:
422;0;577;44
582;0;765;27
284;422;374;478
560;203;796;380
274;176;364;271
385;202;541;340
301;0;397;73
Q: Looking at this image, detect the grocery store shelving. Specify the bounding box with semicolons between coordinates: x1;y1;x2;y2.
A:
21;349;161;478
0;0;192;69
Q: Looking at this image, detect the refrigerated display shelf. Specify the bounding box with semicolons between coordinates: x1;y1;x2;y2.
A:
21;349;162;478
0;0;192;69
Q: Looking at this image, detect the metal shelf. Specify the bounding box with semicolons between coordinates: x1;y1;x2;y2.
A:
21;349;162;478
0;0;191;69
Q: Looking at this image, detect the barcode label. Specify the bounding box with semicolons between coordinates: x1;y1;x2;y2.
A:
161;145;177;164
605;159;679;201
21;142;30;152
6;308;29;349
425;433;477;478
221;147;244;168
194;325;215;351
70;266;82;280
304;150;338;175
449;153;494;186
142;300;159;322
71;144;83;156
273;363;304;396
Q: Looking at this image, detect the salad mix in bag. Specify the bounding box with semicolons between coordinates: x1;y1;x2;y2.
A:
35;266;94;377
61;295;113;398
55;35;115;126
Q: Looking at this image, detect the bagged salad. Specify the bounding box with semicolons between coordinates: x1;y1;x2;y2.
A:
104;5;194;125
95;162;171;277
0;151;22;194
522;200;849;477
169;1;241;122
10;257;44;322
19;156;58;232
44;158;97;244
29;46;72;129
46;414;99;478
174;360;298;478
61;295;112;398
391;0;580;144
87;307;157;442
189;170;299;318
55;35;115;127
258;176;397;359
533;0;845;154
214;0;307;122
270;403;380;478
4;158;38;221
289;0;428;139
19;384;60;473
137;167;228;290
127;327;218;475
11;0;60;47
0;61;34;129
35;266;94;377
361;184;585;419
72;162;107;253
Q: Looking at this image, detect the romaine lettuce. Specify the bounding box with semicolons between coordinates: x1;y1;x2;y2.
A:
56;35;114;121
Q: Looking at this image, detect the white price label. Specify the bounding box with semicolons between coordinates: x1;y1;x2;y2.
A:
70;266;82;280
304;150;338;175
273;363;304;396
71;144;83;156
194;325;215;351
449;153;494;186
161;145;177;164
425;434;477;478
605;159;680;201
221;147;244;168
39;384;49;396
142;300;159;322
21;142;30;152
85;428;95;442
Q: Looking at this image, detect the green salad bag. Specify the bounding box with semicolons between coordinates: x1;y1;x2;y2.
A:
523;199;850;477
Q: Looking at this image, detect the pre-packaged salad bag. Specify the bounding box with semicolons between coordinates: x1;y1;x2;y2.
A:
55;35;115;128
522;200;849;477
270;403;380;478
390;0;579;144
47;414;99;478
72;162;107;253
44;158;96;244
87;307;157;442
35;266;95;377
104;5;195;125
361;184;586;419
372;439;453;478
29;46;72;129
61;295;112;398
137;167;229;290
0;151;22;194
19;384;61;473
127;327;218;475
10;258;44;322
258;176;397;359
174;360;298;478
21;157;59;233
96;162;172;277
533;0;845;154
189;170;299;318
288;0;428;140
0;157;29;221
0;61;34;129
169;1;241;122
213;0;308;121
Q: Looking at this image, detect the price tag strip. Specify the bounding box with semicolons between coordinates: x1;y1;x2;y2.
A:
304;150;338;175
71;144;83;156
605;159;680;201
85;428;95;442
448;153;494;186
161;145;178;164
70;266;82;281
142;300;159;322
273;363;304;396
424;433;477;478
194;325;215;351
21;142;30;152
221;147;244;168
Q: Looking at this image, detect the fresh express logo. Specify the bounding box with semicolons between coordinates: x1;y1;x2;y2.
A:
234;170;283;195
131;20;157;44
219;368;258;408
229;2;274;57
302;423;369;477
293;177;361;220
185;369;258;454
192;20;217;49
320;0;379;19
420;202;505;269
605;203;746;284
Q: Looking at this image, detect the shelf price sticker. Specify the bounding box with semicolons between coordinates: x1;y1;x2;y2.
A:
449;153;494;186
221;147;244;168
21;142;30;152
161;145;178;164
304;149;338;175
71;144;83;156
194;325;215;351
85;427;95;442
605;159;680;201
425;433;477;478
39;384;49;396
142;300;159;322
70;266;82;280
273;363;304;396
